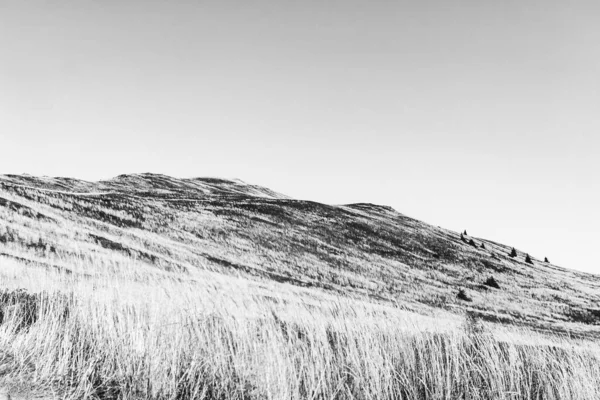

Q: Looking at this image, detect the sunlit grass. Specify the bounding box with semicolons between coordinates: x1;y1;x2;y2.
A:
0;256;599;400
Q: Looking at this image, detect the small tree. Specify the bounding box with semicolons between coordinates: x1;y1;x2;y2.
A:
544;257;549;263
484;276;500;289
460;233;466;242
468;238;477;247
457;289;472;302
510;248;517;258
525;254;533;264
480;242;486;249
464;230;468;235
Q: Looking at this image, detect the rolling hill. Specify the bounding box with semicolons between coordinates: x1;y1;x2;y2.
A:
1;173;599;339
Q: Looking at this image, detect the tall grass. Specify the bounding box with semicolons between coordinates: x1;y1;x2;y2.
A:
0;256;599;399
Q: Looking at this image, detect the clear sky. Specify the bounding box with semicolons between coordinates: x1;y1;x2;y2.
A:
1;1;598;273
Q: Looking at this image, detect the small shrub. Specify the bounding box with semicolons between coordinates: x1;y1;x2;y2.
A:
457;289;472;302
525;254;533;264
468;239;477;247
544;257;550;263
480;242;486;249
460;233;467;243
510;248;517;258
0;289;39;331
483;276;500;289
464;230;468;235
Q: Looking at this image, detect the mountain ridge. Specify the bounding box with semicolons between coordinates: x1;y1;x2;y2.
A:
0;173;291;199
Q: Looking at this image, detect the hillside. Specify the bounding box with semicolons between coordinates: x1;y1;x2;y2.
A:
1;173;599;339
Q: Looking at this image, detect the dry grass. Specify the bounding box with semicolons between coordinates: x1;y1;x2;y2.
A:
2;176;600;399
3;177;600;340
0;256;599;400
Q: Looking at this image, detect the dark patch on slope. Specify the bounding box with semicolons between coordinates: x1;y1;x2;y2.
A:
89;234;159;265
345;203;397;214
0;252;76;276
203;254;337;290
0;197;55;222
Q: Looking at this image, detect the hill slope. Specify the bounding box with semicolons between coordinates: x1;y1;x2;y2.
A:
0;173;599;338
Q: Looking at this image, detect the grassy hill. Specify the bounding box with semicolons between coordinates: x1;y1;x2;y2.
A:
0;173;599;399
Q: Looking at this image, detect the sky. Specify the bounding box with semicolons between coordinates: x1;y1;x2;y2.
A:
0;1;598;273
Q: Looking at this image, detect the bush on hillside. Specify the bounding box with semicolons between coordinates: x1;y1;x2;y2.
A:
545;257;550;263
0;289;39;331
480;242;486;249
483;276;500;289
525;254;533;265
510;248;517;258
457;289;472;302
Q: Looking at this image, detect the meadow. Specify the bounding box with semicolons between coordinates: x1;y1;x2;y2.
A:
1;254;600;400
2;175;600;399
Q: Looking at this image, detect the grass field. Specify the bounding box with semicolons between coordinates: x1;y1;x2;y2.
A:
1;254;600;400
1;174;600;399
